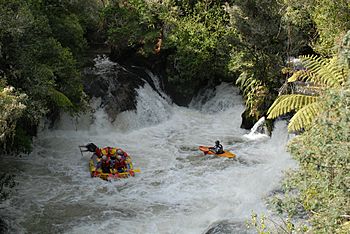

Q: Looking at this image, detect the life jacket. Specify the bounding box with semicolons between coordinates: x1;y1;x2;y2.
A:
214;144;224;154
95;148;102;157
100;147;112;157
101;147;120;157
113;158;127;169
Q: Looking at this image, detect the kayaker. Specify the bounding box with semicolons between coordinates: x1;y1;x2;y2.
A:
209;140;224;154
96;155;111;173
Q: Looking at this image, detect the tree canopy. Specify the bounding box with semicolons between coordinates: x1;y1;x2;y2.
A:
0;0;101;152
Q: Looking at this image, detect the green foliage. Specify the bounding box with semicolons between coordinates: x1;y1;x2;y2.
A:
226;0;288;119
267;94;321;132
340;31;350;67
102;0;161;56
309;0;350;55
0;85;27;148
282;0;350;55
247;212;306;234
267;55;347;132
0;0;93;153
13;36;83;119
267;95;318;119
49;13;87;57
252;83;349;233
48;88;74;109
28;0;102;58
229;0;348;119
259;29;350;233
287;101;322;132
279;84;350;232
236;72;269;119
102;0;234;96
288;55;347;88
163;0;232;95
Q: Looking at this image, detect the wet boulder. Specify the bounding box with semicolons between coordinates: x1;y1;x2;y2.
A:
82;56;147;120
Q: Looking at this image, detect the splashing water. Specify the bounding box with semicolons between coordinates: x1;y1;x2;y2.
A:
0;62;295;234
243;117;269;141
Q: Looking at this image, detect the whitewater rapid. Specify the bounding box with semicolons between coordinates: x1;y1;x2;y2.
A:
1;61;295;234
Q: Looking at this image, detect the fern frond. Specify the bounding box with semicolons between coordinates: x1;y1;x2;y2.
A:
326;57;348;85
236;72;247;86
269;54;347;132
288;70;306;82
267;94;318;119
49;88;73;108
288;69;320;84
298;55;345;88
243;79;260;95
288;101;323;132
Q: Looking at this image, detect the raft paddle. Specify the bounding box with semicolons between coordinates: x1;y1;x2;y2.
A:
79;145;90;157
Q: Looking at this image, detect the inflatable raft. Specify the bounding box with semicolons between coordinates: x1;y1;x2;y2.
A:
89;154;140;180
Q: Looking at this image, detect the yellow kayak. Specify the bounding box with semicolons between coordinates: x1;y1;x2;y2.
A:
199;146;236;158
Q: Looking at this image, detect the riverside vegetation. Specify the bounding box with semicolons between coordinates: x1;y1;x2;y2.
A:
0;0;349;232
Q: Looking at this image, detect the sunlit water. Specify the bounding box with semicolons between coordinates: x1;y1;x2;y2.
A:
0;59;295;234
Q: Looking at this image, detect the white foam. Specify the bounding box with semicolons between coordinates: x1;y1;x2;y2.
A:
1;65;295;233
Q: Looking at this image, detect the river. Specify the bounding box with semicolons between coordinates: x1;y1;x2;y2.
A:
0;58;295;234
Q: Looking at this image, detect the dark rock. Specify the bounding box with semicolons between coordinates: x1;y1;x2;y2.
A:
82;59;147;121
205;220;254;234
240;110;256;130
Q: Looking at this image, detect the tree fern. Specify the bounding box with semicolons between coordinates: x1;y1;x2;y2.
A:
288;101;323;132
268;54;346;132
236;71;267;118
288;55;347;88
267;95;318;119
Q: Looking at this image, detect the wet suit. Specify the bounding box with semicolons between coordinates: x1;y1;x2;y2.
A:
209;143;224;154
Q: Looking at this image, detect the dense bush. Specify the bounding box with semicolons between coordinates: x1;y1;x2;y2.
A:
0;0;101;153
284;84;350;232
0;83;26;148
